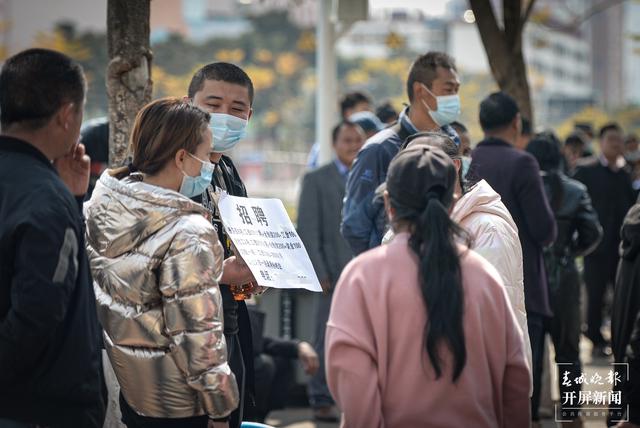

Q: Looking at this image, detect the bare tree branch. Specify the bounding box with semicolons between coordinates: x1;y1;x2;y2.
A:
537;0;627;31
470;0;534;123
572;0;626;26
503;0;522;48
470;0;509;84
521;0;537;26
512;0;537;53
470;0;504;49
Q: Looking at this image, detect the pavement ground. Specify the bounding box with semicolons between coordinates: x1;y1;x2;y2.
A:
264;336;619;428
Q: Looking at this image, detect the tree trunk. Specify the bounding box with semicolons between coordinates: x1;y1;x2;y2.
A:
469;0;535;126
107;0;152;167
502;48;533;122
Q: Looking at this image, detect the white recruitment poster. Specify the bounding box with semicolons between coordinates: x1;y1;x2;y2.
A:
218;192;322;292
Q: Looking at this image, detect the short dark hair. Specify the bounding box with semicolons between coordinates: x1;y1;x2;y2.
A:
406;51;456;102
80;117;109;163
564;133;586;149
574;122;594;138
450;121;468;134
375;101;398;123
626;133;639;145
188;62;254;104
526;131;562;171
527;131;564;211
479;92;520;132
0;48;85;130
332;120;359;143
339;92;371;117
521;117;532;136
599;122;622;139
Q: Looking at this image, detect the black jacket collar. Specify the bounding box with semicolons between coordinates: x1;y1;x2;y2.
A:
0;135;54;170
477;136;513;148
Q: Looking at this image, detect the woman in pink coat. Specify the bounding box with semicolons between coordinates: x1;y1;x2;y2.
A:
326;145;531;428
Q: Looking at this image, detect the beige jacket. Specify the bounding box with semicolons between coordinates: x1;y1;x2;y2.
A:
85;171;238;419
451;180;532;372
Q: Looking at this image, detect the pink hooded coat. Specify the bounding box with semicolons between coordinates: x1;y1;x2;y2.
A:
326;233;531;428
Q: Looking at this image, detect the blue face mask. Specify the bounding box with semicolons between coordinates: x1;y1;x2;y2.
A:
179;152;214;198
461;156;471;180
421;83;461;127
209;113;248;153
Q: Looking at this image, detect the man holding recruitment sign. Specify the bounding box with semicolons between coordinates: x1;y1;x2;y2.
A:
218;193;322;293
187;62;321;428
187;62;258;428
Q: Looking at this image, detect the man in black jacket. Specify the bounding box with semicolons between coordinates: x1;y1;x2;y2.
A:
469;92;557;424
574;123;636;357
187;62;258;428
527;132;603;424
0;49;106;426
610;203;640;427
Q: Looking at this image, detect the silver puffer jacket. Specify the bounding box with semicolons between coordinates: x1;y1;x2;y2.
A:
84;171;239;419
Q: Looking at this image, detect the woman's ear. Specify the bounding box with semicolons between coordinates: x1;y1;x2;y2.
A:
174;148;187;170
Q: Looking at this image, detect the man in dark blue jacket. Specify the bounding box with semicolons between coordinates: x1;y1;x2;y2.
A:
341;51;461;255
469;92;557;425
0;49;106;427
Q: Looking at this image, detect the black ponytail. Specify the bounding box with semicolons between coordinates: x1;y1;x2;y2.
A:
395;190;471;382
546;170;564;213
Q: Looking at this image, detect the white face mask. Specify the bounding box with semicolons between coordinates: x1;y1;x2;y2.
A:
420;83;461;127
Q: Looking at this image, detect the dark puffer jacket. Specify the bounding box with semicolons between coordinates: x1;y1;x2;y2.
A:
611;203;640;425
542;172;602;295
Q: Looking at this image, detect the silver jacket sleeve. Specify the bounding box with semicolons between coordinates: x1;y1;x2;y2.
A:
159;219;239;418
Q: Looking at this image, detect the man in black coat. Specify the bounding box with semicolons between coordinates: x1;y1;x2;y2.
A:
0;49;106;427
469;92;557;424
574;123;636;356
610;203;640;426
188;62;259;428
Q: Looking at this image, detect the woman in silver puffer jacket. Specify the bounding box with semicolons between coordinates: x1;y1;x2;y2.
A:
84;98;241;427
